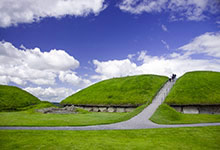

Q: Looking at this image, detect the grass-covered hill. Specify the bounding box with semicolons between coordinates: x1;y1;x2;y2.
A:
0;85;41;111
165;71;220;105
61;74;168;106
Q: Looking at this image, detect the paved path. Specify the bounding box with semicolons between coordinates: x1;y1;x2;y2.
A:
1;81;220;130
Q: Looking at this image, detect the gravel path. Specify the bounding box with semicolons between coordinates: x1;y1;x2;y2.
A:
1;80;220;131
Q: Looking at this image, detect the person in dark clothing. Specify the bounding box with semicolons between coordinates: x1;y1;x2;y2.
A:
171;74;176;81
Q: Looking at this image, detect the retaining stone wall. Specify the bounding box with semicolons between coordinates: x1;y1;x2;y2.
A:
171;105;220;114
76;106;136;113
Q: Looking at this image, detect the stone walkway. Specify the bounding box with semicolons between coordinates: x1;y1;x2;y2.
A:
1;80;220;130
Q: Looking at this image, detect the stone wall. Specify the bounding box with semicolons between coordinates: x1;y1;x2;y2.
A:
36;105;76;114
170;105;220;114
76;106;136;113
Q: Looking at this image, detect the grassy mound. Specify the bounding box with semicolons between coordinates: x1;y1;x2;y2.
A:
0;85;41;111
150;104;220;124
165;71;220;105
61;75;168;106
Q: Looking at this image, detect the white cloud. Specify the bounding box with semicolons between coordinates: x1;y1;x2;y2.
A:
92;59;137;80
92;51;220;79
0;0;107;27
161;24;168;31
24;87;75;102
178;32;220;57
118;0;219;21
59;71;91;87
161;40;170;50
0;41;80;85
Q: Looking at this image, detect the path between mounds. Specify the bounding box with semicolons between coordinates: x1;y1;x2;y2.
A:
1;80;220;131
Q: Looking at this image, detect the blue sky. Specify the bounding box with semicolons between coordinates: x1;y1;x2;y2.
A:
0;0;220;102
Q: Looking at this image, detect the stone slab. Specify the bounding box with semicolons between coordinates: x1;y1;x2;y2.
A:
183;106;199;114
93;107;99;112
99;107;107;112
116;108;125;113
107;107;115;112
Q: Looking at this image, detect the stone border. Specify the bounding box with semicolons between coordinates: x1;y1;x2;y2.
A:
170;105;220;114
76;106;136;113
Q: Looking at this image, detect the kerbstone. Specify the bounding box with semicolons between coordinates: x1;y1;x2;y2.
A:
116;108;125;112
108;107;115;112
183;106;199;114
93;107;99;112
99;107;107;112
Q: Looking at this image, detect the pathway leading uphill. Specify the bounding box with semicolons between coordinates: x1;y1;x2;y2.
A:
1;80;220;130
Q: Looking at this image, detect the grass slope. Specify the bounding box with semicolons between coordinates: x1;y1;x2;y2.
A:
61;75;168;106
150;104;220;124
0;85;41;111
165;71;220;105
1;126;220;150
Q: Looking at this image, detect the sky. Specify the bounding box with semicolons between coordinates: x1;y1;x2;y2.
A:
0;0;220;102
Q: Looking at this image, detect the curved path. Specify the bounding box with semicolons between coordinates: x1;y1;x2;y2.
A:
1;81;220;130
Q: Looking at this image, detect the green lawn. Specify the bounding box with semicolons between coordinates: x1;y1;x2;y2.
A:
165;71;220;105
150;104;220;124
0;85;41;111
0;104;147;126
62;74;168;106
1;126;220;150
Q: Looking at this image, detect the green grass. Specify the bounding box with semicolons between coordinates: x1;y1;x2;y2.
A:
165;71;220;105
150;104;220;124
0;85;41;111
0;104;148;126
61;74;168;106
17;101;57;112
1;126;220;150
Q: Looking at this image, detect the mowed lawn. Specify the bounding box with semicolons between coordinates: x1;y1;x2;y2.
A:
0;105;147;126
0;126;220;150
150;104;220;124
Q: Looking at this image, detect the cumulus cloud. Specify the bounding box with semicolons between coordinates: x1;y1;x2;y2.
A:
0;41;82;86
59;71;91;87
92;59;137;80
24;87;75;102
179;32;220;58
0;0;107;27
118;0;220;21
92;32;220;79
92;51;220;79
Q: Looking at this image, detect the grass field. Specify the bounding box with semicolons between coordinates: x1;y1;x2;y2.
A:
61;74;168;106
0;85;41;111
0;126;220;150
0;104;147;126
150;104;220;124
165;71;220;105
